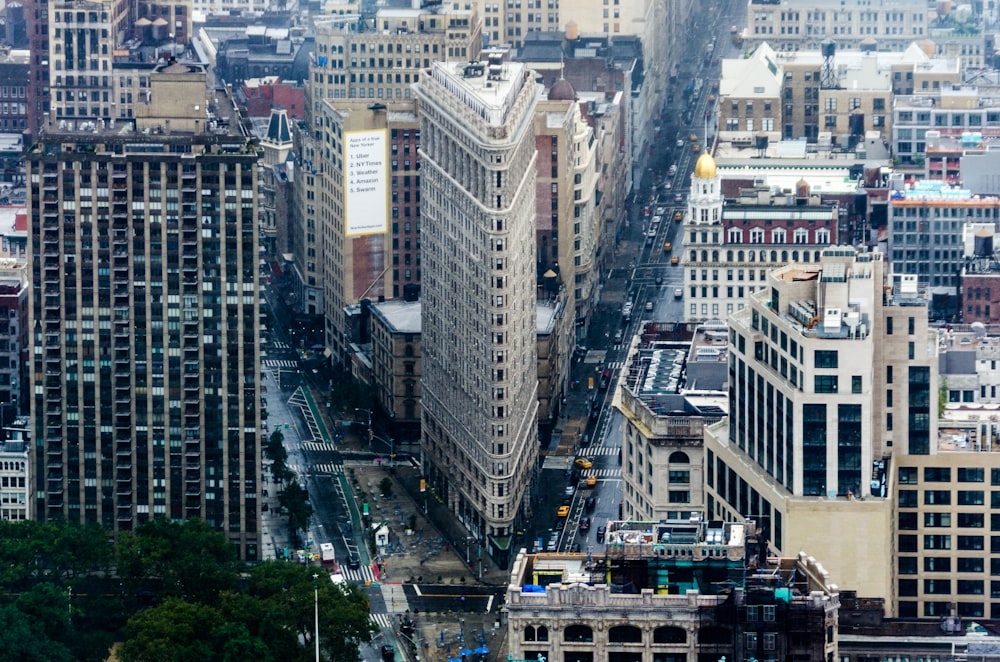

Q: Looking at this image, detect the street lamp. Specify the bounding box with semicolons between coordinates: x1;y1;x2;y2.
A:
355;408;372;448
313;574;320;662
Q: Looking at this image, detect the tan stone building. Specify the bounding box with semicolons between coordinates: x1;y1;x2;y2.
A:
719;42;958;144
745;0;930;53
706;248;938;616
310;5;480;106
417;58;540;568
505;522;840;662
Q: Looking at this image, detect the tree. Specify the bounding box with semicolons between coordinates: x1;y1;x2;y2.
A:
279;482;313;537
0;603;74;662
119;598;221;662
238;562;375;662
266;431;287;464
379;477;393;498
118;519;239;607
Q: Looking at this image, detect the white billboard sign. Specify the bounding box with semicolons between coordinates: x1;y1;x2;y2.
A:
344;129;389;237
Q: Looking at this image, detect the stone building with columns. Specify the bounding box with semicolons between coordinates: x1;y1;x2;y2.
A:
504;518;840;662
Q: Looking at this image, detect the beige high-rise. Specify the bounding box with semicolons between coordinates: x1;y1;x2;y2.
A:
416;57;539;568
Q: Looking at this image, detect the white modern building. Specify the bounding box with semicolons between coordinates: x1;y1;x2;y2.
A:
416;56;540;568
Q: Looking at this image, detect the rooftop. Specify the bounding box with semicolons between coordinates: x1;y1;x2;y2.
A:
426;55;531;127
889;179;1000;207
371;299;422;334
510;517;755;596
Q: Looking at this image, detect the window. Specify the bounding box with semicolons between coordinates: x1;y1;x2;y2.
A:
898;467;917;484
852;375;862;393
924;535;951;550
925;467;951;482
960;468;985;483
924;490;951;505
814;375;838;393
959;490;985;506
814;350;838;368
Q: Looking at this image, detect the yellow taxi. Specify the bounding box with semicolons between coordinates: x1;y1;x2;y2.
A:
692;143;701;153
585;475;598;487
688;132;698;142
673;211;682;221
574;457;593;470
557;505;570;517
663;241;673;252
671;255;680;265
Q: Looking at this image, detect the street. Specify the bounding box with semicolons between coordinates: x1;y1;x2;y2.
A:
525;0;746;555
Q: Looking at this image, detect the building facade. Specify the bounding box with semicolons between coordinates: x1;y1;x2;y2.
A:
27;64;262;559
616;324;728;522
887;180;1000;313
745;0;929;53
505;520;840;662
706;248;937;615
417;58;539;567
682;152;838;324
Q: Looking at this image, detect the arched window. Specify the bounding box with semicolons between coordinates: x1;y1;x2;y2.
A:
564;624;593;642
701;250;708;262
737;250;745;261
608;625;643;643
770;250;778;262
726;250;734;261
653;626;687;644
748;250;755;262
537;626;548;641
781;250;788;262
792;250;799;262
669;451;690;463
712;250;719;261
524;626;536;642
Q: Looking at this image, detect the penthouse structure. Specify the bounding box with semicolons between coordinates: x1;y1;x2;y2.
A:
27;63;262;559
505;519;840;661
416;57;540;567
707;247;936;615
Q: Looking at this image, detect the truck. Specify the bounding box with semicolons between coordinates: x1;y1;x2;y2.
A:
320;542;336;564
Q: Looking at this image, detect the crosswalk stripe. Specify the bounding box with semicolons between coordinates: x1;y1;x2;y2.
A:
342;565;378;583
263;359;299;368
313;463;344;475
301;441;333;452
580;446;619;457
272;341;291;349
370;613;393;630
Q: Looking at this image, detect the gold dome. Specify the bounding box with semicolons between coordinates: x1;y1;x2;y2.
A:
693;152;717;179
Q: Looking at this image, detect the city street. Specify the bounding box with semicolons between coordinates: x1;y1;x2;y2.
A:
524;0;746;555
